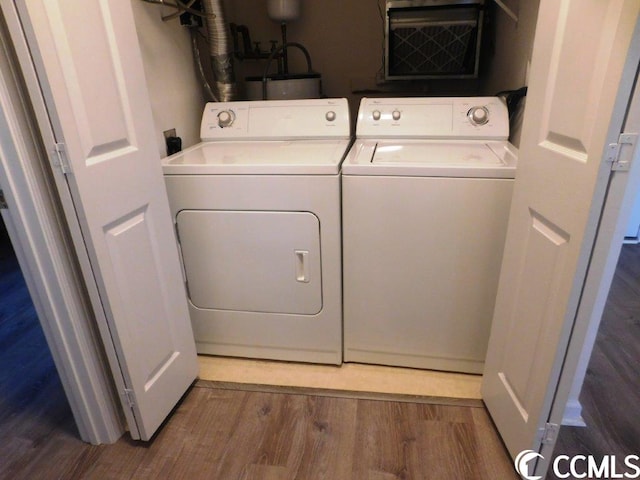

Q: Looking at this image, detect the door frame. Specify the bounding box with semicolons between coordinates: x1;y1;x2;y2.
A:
534;18;640;476
2;0;639;453
0;1;124;444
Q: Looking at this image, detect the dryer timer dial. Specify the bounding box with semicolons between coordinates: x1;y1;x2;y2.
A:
217;109;235;128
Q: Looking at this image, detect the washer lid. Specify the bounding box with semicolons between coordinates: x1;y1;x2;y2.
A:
162;139;351;175
342;140;517;178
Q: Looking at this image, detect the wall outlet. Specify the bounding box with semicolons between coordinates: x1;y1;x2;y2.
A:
163;128;181;156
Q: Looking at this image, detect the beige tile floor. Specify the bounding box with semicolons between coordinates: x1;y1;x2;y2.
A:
198;355;482;400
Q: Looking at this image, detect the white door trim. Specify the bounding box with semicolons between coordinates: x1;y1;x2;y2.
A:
0;1;124;444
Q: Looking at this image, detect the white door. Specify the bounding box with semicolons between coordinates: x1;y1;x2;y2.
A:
15;0;198;440
482;0;640;471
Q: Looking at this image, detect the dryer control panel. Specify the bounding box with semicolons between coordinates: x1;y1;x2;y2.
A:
201;98;350;141
356;97;509;140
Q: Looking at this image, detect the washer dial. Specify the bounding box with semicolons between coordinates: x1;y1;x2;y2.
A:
467;106;490;126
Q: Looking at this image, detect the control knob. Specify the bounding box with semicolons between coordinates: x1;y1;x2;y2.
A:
217;110;235;128
326;110;337;122
392;110;401;121
467;106;489;126
372;110;381;121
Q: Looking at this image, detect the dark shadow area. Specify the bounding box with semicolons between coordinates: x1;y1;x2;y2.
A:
0;218;77;439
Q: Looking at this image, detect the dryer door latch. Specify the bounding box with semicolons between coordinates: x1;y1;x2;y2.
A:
606;133;637;171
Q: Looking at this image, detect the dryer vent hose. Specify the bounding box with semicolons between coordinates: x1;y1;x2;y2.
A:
202;0;237;101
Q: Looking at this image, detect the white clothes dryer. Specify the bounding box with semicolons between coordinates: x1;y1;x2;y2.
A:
162;99;351;365
342;97;517;373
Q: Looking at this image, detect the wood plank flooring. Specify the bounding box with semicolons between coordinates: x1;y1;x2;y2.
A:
0;222;517;479
11;227;638;477
3;384;518;480
548;244;640;478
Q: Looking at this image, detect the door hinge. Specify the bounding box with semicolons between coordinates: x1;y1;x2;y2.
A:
538;422;560;445
53;142;72;175
0;189;7;209
123;388;136;408
606;132;638;171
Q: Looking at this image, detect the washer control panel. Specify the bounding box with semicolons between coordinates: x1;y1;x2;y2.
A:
201;98;350;140
356;97;509;139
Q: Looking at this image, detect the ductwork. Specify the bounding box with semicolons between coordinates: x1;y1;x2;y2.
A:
201;0;237;101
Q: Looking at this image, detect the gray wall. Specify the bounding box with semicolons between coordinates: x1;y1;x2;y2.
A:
132;1;205;157
482;1;541;146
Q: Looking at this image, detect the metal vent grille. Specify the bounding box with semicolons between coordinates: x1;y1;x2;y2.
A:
389;23;476;75
385;1;484;80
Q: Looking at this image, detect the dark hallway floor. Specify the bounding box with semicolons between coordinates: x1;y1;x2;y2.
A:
548;244;640;478
0;220;79;475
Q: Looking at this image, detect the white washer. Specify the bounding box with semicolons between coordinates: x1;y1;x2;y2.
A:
162;98;351;365
342;97;517;374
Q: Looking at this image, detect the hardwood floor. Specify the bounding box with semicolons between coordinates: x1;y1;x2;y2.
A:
548;244;640;478
11;227;639;478
0;223;79;471
6;223;639;479
2;383;519;480
0;223;518;479
11;230;640;480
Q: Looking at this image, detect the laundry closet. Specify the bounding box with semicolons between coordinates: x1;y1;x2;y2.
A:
127;0;538;373
3;3;637;476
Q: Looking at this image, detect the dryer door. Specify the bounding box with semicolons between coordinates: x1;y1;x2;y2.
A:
177;210;322;315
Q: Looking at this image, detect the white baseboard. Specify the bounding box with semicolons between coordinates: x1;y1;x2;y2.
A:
562;399;587;427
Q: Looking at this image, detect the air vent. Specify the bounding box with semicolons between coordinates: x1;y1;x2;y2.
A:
385;0;485;80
